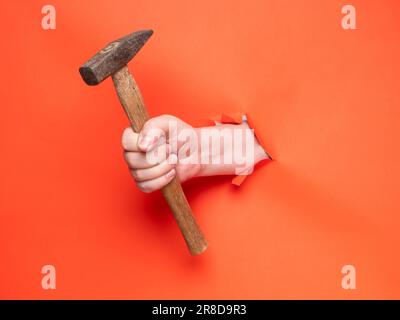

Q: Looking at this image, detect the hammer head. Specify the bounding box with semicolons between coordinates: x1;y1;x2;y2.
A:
79;29;153;86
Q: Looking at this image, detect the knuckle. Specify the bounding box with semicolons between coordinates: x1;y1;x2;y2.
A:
134;169;144;181
143;117;157;129
137;182;153;193
124;153;135;168
131;169;141;181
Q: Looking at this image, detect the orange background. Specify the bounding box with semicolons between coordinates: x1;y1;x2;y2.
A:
1;0;400;299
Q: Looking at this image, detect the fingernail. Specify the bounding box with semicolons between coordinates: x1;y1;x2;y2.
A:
166;169;176;179
139;136;152;150
157;135;166;146
168;154;178;165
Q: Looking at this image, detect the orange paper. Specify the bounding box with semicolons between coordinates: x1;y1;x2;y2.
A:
1;0;400;299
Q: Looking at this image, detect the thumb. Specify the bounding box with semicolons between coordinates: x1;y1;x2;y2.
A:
138;115;177;152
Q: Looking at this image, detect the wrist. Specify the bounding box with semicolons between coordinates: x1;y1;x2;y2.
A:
193;127;208;178
193;123;267;178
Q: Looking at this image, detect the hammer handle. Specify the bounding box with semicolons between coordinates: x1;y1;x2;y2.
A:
112;66;208;255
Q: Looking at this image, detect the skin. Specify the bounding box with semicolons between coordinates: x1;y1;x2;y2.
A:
122;115;268;193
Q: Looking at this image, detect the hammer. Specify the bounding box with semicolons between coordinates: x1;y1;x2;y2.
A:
79;30;207;255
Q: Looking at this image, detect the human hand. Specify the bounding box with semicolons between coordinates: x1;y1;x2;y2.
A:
121;115;202;193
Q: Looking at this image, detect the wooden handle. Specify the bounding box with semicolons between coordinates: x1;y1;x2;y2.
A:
112;66;208;255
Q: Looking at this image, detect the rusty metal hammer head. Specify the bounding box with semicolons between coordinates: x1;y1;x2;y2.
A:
79;29;153;86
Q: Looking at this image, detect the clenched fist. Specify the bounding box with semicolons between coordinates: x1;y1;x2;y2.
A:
122;115;202;193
